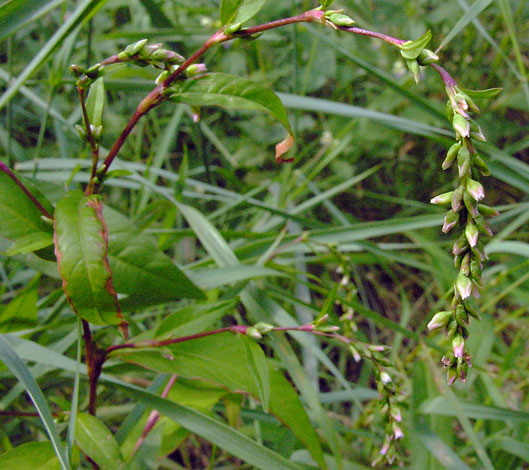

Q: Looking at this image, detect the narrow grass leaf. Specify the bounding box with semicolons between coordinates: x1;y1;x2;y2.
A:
0;335;69;470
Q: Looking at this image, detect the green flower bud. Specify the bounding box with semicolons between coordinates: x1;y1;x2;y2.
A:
455;304;469;327
427;310;452;330
470;122;486;142
457;360;469;383
472;154;490;176
442;209;459;233
446;318;458;341
460;252;470;275
474;215;493;237
75;124;87;141
430;191;453;205
124;39;148;56
417;48;439;65
470;259;482;283
441;350;455;367
465;221;479;247
254;322;275;334
225;22;243;34
451;185;465;212
463;299;481;320
478;204;500;217
69;64;84;77
245;326;262;339
463;189;479;218
455;272;472;299
457;146;471;177
452;113;470;138
452;232;468;256
466;178;485;201
327;12;355;26
442;142;462;170
447;366;458;385
452;334;465;358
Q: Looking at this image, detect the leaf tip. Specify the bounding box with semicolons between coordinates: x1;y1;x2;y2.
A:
275;134;295;163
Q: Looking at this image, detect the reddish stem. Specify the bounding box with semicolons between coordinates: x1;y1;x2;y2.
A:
77;86;100;195
337;26;406;47
82;320;107;416
0;160;52;219
131;374;178;457
430;63;458;87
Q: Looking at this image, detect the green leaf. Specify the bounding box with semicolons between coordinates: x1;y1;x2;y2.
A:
54;190;123;325
0;0;65;42
0;283;37;332
220;0;244;25
113;333;322;460
0;0;109;110
420;396;529;423
3;335;302;470
242;335;270;413
75;413;126;470
399;30;432;59
155;300;236;338
169;73;294;161
103;205;205;309
0;335;69;470
459;86;502;99
0;442;60;470
85;77;105;128
233;0;268;25
137;0;174;28
3;231;53;256
0;170;53;241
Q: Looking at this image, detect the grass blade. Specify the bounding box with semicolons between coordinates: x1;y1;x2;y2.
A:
0;335;69;470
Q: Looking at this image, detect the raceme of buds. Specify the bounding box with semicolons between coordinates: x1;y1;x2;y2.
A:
429;71;500;385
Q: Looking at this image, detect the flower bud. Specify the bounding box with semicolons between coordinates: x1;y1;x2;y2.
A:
427;310;452;330
466;178;485;201
417;48;439;65
349;344;361;362
470;122;486;142
465;221;479;247
391;407;402;423
455;273;472;299
447;366;458;385
155;71;169;86
442;209;459;233
452;233;468;256
474;215;493;237
451;185;465;213
452;334;465;358
442;142;462;170
469;260;482;283
472;154;490;176
441;350;455;367
452;113;470;138
245;327;262;339
380;371;392;385
254;322;275;334
225;22;243;34
457;146;471;177
455;304;469;327
460;252;470;275
430;191;453;205
186;63;207;77
463;190;479;218
463;299;481;320
457;360;469;382
327;12;355;26
69;64;84;77
393;423;404;440
124;39;148;56
446;318;458;340
478;204;500;217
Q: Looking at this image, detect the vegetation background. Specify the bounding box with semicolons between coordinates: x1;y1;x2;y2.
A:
0;0;528;469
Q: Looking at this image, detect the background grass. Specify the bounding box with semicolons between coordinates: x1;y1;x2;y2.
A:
0;0;528;468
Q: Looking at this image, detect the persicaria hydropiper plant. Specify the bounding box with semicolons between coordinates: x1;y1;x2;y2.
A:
0;1;502;469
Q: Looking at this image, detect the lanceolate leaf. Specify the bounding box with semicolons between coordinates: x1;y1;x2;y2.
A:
113;333;324;464
220;0;244;25
54;190;123;325
75;413;126;470
0;442;60;470
169;73;294;161
0;170;53;241
103;206;205;308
